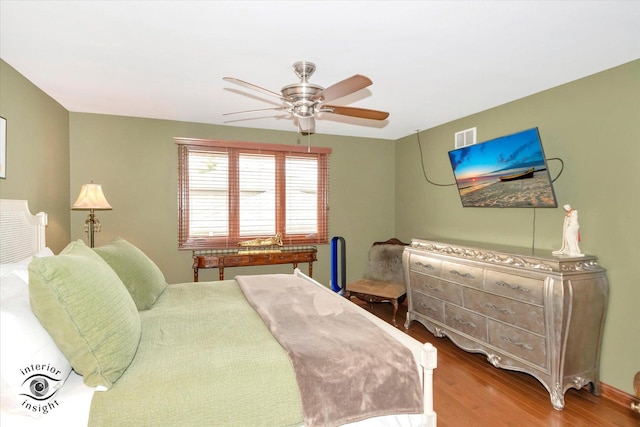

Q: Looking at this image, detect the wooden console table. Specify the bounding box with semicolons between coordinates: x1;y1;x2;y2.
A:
192;246;317;281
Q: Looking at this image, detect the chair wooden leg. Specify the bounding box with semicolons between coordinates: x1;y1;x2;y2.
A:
391;299;399;326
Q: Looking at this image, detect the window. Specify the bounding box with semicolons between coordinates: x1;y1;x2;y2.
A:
176;138;330;249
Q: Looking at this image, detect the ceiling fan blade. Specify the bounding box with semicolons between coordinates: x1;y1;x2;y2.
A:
323;105;389;120
297;116;315;135
311;74;372;103
223;77;283;100
223;107;288;116
223;114;291;125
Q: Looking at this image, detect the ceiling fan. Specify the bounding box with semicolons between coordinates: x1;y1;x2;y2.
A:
223;61;389;135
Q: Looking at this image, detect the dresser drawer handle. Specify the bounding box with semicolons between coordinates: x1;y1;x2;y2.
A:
500;335;533;350
449;269;475;279
419;302;438;312
415;261;435;270
483;303;516;315
424;284;442;292
496;280;530;293
452;315;477;328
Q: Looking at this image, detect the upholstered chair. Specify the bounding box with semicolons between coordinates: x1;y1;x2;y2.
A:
345;238;408;326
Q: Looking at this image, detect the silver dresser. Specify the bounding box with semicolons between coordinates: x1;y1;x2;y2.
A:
403;238;609;410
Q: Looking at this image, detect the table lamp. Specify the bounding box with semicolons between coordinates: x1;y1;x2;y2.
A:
72;182;112;248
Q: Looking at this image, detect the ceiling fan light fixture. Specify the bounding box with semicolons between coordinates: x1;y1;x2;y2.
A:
223;61;388;134
297;116;315;135
293;104;314;118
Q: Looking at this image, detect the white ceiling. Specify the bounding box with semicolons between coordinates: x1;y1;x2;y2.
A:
1;1;639;140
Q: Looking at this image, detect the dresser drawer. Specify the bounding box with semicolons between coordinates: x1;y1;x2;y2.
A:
484;270;544;304
445;304;487;342
411;292;444;323
463;288;545;335
488;320;547;369
408;254;442;276
441;261;484;289
195;255;220;268
222;255;246;264
292;252;315;262
270;253;290;262
409;271;463;305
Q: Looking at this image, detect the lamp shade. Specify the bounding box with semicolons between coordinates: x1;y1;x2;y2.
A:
72;183;112;210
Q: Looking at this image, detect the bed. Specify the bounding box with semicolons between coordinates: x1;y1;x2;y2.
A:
0;199;437;427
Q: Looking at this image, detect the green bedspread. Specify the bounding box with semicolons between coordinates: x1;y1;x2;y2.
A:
88;280;304;427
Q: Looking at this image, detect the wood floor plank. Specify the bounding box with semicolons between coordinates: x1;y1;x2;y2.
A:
350;299;640;426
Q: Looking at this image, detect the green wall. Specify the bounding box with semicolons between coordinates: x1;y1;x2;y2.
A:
1;56;638;395
0;60;70;253
69;113;397;286
395;60;640;395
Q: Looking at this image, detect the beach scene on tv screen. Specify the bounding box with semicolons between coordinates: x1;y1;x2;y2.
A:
448;128;557;208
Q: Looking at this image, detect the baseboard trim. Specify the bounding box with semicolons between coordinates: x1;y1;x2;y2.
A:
601;381;639;410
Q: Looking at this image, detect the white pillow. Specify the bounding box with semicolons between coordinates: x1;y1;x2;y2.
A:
0;247;55;280
0;272;72;418
0;259;30;279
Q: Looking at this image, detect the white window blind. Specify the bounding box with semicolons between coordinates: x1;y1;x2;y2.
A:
176;138;330;249
285;156;318;236
239;153;276;237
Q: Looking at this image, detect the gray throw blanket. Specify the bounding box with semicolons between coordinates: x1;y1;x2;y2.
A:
236;273;423;427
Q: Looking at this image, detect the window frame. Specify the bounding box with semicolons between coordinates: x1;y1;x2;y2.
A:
176;137;331;249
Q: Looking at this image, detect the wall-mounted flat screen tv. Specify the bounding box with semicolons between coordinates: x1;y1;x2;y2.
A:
447;127;558;208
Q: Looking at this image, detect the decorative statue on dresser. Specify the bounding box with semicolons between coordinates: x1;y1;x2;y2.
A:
553;204;584;257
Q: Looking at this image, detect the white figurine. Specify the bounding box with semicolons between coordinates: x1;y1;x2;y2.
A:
553;204;584;257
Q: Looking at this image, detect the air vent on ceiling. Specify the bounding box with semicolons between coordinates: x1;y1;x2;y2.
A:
455;127;476;149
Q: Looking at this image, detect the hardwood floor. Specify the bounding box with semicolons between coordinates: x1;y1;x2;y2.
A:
351;299;640;427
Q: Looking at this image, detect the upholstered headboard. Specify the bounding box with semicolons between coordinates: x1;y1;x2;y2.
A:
0;199;47;263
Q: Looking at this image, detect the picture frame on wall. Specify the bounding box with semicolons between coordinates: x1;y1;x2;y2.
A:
0;116;6;179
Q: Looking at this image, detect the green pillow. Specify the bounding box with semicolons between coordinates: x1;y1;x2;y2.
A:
28;240;141;390
94;238;167;310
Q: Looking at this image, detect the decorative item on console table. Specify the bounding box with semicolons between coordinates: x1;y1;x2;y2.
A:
403;238;609;410
238;232;283;247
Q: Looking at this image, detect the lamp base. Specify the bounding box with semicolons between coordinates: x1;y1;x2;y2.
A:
83;210;101;248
